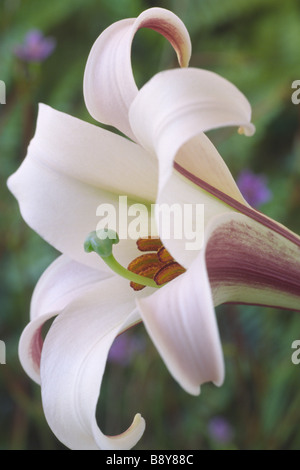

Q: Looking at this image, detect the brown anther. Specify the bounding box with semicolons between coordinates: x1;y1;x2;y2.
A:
157;246;174;264
154;262;186;286
129;266;159;291
136;237;163;252
127;253;163;291
128;239;185;290
127;253;162;274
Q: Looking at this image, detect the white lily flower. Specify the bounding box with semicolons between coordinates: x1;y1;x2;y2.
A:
7;7;300;450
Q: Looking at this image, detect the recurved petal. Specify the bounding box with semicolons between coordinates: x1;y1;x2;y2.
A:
129;67;255;265
137;249;224;396
129;67;255;194
84;7;191;140
19;255;112;383
205;212;300;312
40;277;144;450
7;104;157;272
10;104;157;201
30;254;111;321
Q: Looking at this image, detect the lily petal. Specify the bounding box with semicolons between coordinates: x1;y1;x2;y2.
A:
165;160;300;271
137;246;224;396
30;254;111;320
129;67;255;193
40;277;144;450
19;255;112;383
128;67;257;267
84;7;191;140
138;209;300;397
205;212;300;312
7;104;157;271
153;167;236;268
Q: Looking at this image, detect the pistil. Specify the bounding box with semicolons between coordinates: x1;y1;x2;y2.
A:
84;230;159;288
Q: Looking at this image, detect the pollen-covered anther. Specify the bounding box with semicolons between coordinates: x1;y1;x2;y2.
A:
128;240;186;290
129;267;160;291
154;262;186;286
128;253;163;291
136;237;163;252
157;246;174;264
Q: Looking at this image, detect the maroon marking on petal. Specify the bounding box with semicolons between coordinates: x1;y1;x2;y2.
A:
206;219;300;302
30;327;43;370
174;162;300;248
138;19;185;66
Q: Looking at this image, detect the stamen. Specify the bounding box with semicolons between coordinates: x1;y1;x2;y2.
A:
130;267;160;291
128;238;186;290
136;237;163;252
84;231;186;291
157;246;174;264
128;253;162;273
154;262;186;286
128;253;163;291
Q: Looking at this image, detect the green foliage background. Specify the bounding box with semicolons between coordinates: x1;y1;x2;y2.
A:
1;0;300;450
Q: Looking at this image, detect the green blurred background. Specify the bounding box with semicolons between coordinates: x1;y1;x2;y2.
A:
1;0;300;450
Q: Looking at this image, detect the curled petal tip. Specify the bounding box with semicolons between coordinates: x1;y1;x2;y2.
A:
238;123;255;136
131;413;146;432
83;7;192;139
136;7;192;68
105;413;146;449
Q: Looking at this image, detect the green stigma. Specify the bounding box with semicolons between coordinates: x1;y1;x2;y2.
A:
84;229;119;258
84;229;159;289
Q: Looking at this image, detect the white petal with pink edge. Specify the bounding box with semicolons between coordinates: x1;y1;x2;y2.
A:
84;7;191;140
205;212;300;312
40;277;144;450
19;255;112;383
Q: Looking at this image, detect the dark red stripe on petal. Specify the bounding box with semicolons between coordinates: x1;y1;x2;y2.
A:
174;162;300;248
30;326;43;370
206;218;300;300
138;20;187;67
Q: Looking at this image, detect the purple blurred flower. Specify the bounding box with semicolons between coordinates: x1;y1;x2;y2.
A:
14;30;56;63
237;169;272;208
208;416;233;443
108;332;145;366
